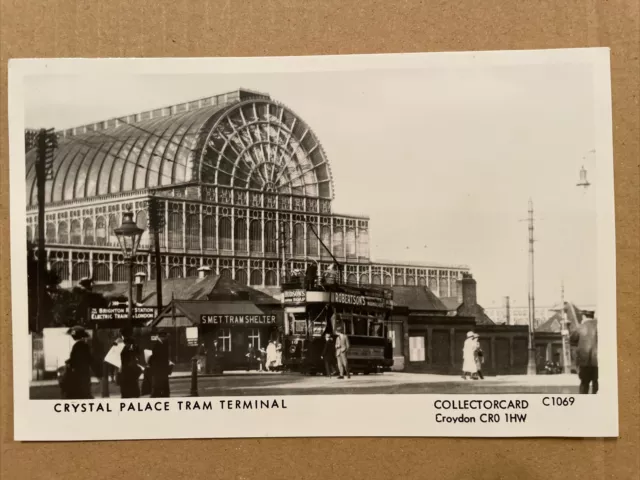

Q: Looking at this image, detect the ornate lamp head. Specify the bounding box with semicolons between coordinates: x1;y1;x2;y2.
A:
114;205;144;259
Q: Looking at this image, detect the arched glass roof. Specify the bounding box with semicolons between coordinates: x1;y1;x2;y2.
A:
26;95;334;206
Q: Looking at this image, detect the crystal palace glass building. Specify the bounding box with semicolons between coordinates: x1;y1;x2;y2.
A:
25;89;469;296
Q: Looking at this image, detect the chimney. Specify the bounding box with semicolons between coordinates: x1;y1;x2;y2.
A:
198;266;211;279
134;272;146;304
460;273;477;308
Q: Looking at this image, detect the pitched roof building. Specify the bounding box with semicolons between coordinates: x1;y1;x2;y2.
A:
440;274;495;326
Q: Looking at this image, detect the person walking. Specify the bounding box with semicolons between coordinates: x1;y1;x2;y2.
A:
321;333;337;377
266;339;277;372
149;331;171;398
63;326;98;399
472;333;484;380
571;310;598;394
461;331;478;380
335;327;351;379
275;341;283;373
119;328;143;399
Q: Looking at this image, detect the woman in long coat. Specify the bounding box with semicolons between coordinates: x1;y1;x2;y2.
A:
461;331;478;380
119;329;143;398
64;326;96;399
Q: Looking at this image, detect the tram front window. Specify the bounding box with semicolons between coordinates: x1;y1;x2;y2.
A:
287;312;308;335
353;316;368;336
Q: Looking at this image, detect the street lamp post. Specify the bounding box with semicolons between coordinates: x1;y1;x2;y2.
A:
114;205;145;329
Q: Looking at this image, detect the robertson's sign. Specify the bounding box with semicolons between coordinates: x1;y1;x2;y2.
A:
200;315;277;325
330;292;390;309
89;307;158;322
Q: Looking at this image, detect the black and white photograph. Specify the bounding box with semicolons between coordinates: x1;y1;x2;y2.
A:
9;49;618;440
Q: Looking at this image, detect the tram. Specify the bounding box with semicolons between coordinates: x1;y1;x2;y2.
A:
281;274;394;375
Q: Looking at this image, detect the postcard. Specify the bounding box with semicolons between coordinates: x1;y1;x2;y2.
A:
9;48;618;440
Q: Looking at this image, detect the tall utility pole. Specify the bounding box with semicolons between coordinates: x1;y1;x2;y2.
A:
147;195;165;311
279;222;287;283
504;296;511;325
527;199;537;375
560;280;572;373
35;128;56;333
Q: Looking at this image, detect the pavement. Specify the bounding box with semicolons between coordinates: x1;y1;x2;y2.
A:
30;372;580;399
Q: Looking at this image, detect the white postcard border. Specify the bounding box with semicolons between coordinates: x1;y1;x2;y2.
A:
8;48;619;440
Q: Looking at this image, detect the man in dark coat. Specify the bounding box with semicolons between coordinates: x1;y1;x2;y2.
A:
570;310;598;394
321;333;337;377
246;343;257;371
206;339;221;374
149;331;171;398
64;326;97;399
119;328;142;399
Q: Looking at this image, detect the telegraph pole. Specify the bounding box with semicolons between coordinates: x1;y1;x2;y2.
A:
147;194;165;311
526;199;537;375
35;128;56;332
504;296;511;325
560;280;572;373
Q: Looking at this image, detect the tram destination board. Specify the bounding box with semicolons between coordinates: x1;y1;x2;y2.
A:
330;292;392;309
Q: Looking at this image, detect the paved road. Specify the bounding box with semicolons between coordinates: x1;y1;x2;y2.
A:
30;372;580;399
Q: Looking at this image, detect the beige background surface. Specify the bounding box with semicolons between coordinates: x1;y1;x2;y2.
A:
1;1;639;478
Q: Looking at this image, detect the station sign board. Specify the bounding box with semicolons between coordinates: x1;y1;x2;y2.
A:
89;306;158;322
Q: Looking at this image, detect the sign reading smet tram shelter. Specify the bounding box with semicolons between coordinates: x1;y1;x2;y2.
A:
200;314;278;325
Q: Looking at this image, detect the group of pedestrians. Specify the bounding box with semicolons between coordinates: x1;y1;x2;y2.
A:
458;309;598;395
321;327;351;379
58;326;173;399
246;340;283;372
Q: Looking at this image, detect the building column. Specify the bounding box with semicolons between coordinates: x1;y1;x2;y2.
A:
88;251;93;278
231;208;235;254
509;336;515;369
163;201;169;250
182;203;187;253
199;204;203;255
490;336;496;371
275;211;280;255
214;207;219;251
260;213;265;255
109;253;114;282
68;253;73;285
449;327;456;368
354;223;359;259
330;222;334;261
246;211;250;254
303;222;308;258
426;326;433;365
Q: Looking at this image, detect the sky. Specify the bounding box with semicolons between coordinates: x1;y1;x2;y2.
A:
23;61;599;309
